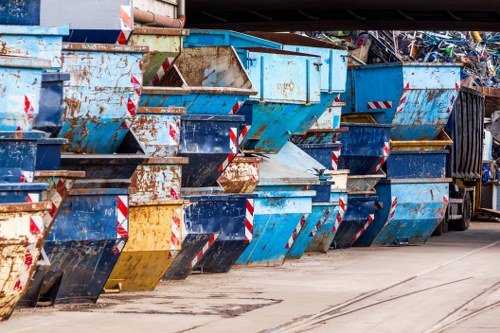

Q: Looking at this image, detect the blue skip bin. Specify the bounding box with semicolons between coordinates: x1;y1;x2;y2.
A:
384;150;448;179
332;195;378;249
367;178;451;246
342;63;461;141
337;123;391;175
164;188;256;279
34;73;70;135
236;158;317;267
22;188;130;304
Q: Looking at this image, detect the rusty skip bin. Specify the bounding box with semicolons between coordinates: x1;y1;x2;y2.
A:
0;201;53;320
57;43;148;154
218;156;263;194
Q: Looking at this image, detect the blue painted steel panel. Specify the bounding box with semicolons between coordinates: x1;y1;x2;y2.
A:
36;138;67;171
0;183;48;203
385;150;448;179
34;73;70;135
337;123;391;175
29;188;129;304
332;195;377;249
0;25;68;68
179;114;245;187
368;179;450;246
0;131;45;183
0;0;41;25
297;142;342;171
0;57;50;131
58;43;146;154
342;63;461;141
185;29;282;49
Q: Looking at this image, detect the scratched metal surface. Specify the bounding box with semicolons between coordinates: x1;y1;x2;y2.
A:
332;194;378;249
385;150;448;179
347;171;386;194
342;63;461;141
0;183;48;204
0;0;41;25
58;43;146;154
0;202;52;320
0;58;50;131
369;179;451;247
218;156;262;193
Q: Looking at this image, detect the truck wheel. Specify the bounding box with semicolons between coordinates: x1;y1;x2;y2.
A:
455;192;472;231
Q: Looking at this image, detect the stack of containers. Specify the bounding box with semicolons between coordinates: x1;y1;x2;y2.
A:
342;63;460;246
0;6;87;317
19;34;148;304
103;27;190;292
139;45;261;278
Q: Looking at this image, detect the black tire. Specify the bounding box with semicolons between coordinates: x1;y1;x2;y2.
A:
454;192;472;231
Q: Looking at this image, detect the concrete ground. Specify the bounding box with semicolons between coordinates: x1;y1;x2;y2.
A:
2;222;500;333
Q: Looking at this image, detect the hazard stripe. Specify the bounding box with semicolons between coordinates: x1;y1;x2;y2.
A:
353;214;375;241
189;234;219;269
367;101;393;110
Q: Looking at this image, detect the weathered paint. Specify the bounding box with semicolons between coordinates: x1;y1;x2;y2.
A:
0;201;52;320
131;107;185;157
129;157;188;203
35;138;67;171
128;27;189;85
342;63;461;141
297;142;343;171
0;183;48;204
0;25;68;68
332;195;378;249
218;156;262;193
0;0;41;25
0;58;50;131
385;150;448;179
0;131;45;183
22;188;129;305
141;46;256;115
337;123;391;175
390;131;453;152
309;102;344;131
34;73;70;135
105;200;187;292
347;171;386;194
184;29;282;50
368;179;451;246
58;43;147;154
179;114;245;187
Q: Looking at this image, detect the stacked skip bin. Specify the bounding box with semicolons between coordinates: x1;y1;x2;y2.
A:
139;40;261;278
184;30;346;266
0;3;86;318
18;14;148;305
342;63;460;246
104;27;191;292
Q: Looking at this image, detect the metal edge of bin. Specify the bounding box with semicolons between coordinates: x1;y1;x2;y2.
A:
137;107;187;115
390;131;453;151
0;56;51;69
62;43;149;53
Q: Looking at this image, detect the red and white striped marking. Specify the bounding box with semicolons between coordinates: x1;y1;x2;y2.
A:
372;141;390;173
27;193;40;203
353;214;375;241
116;195;129;239
171;207;182;250
20;171;34;183
170;187;180;200
46;179;69;220
395;83;410;114
309;208;331;237
375;201;384;209
117;5;133;44
127;97;137;117
334;94;341;103
24;95;36;124
245;199;254;244
239;125;251;145
230;101;244;115
332;197;346;233
389;196;398;219
111;240;126;254
169;121;179;145
285;215;308;249
189;234;219;269
367;101;393;110
218;127;239;172
151;57;174;86
332;146;341;171
440;195;450;216
13;243;38;291
446;90;459;113
131;75;142;96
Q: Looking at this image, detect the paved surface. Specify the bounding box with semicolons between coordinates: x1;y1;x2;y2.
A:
2;222;500;333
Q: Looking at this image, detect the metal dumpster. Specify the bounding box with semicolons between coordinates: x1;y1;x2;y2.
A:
0;131;47;183
24;187;130;305
34;73;70;136
366;179;451;246
179;114;245;188
0;201;52;320
347;171;386;194
0;183;48;204
140;46;256;115
0;0;41;25
57;43;148;154
296;143;343;171
218;156;263;193
331;195;378;249
342;63;461;141
336;123;391;175
104;199;187;291
0;57;50;131
36;138;67;171
384;150;449;179
0;25;68;68
128;27;189;85
235;158;317;267
164;188;256;278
